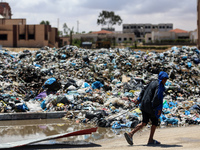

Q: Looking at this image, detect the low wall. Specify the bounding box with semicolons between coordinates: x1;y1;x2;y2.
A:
0;110;85;121
0;111;67;121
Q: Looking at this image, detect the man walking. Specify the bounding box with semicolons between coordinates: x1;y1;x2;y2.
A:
124;71;169;145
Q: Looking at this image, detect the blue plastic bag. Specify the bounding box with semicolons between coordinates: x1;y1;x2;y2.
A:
112;121;121;129
44;78;56;85
83;82;90;88
165;117;178;125
187;62;192;68
92;81;104;89
41;100;46;109
185;110;190;115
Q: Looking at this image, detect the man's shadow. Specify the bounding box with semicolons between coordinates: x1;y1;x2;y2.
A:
145;143;183;148
6;141;101;150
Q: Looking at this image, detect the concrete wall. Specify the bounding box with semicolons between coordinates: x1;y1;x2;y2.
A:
114;33;135;43
145;33;152;43
60;36;70;46
49;27;58;47
0;24;58;48
17;25;47;47
0;25;13;46
72;32;135;44
0;18;26;25
0;112;67;120
190;30;197;43
151;31;176;42
175;33;190;39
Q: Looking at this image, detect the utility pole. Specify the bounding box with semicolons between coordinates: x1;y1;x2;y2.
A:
197;0;200;49
57;18;59;31
77;20;79;33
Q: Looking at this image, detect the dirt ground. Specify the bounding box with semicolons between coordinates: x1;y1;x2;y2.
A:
3;47;39;52
74;125;200;150
91;125;200;150
18;125;200;150
72;126;200;150
3;47;170;53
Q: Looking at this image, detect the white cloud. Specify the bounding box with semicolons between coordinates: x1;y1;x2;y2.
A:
5;0;197;32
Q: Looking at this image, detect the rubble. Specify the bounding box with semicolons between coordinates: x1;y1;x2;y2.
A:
0;45;200;128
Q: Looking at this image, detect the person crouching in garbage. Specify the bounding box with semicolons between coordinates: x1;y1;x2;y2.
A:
124;71;169;145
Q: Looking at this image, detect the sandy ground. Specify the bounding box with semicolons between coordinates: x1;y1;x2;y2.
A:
91;125;200;150
77;125;200;150
15;125;200;150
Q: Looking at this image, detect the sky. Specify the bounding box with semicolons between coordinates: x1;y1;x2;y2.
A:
3;0;198;33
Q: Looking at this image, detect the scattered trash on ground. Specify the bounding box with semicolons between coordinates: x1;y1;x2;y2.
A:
0;45;200;128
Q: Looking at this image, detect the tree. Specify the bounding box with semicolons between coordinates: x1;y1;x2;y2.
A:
58;30;63;36
62;23;74;44
40;20;50;25
72;39;81;47
69;27;74;45
97;10;122;29
63;23;69;36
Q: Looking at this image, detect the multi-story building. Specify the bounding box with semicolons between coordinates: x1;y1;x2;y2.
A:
123;23;173;42
0;2;59;48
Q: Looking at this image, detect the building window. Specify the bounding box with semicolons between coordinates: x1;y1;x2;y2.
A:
124;38;127;41
118;38;121;41
129;38;132;41
0;34;7;40
123;26;127;29
28;34;35;40
19;34;25;40
45;34;48;40
98;33;106;35
45;25;48;40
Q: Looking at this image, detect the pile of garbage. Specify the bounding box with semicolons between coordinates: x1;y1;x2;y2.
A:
0;45;200;128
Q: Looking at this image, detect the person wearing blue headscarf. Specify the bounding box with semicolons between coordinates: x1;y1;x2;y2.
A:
124;71;168;146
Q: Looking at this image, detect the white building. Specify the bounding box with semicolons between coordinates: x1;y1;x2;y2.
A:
145;28;193;44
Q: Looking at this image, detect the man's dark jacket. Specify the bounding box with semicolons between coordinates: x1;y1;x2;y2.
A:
138;80;160;116
137;71;169;118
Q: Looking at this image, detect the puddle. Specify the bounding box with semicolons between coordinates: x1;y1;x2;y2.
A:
0;119;131;144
